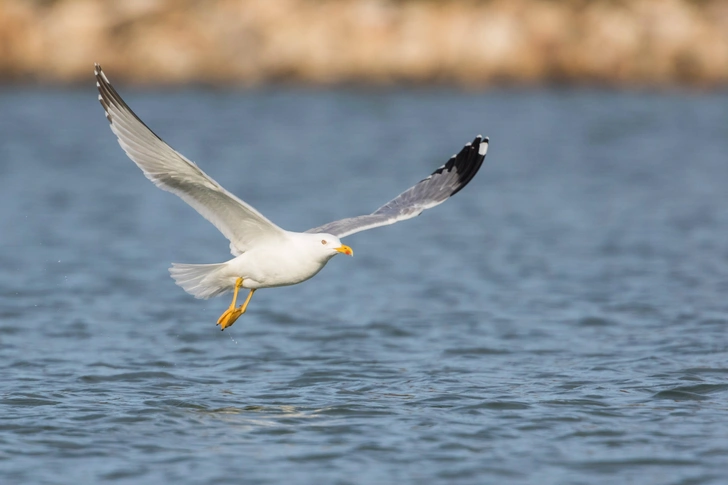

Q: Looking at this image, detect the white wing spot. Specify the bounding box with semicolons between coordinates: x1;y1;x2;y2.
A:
478;141;488;156
97;94;102;101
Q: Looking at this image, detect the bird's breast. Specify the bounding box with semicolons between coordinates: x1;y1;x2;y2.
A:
229;243;331;288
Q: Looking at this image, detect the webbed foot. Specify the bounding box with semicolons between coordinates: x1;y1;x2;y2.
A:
217;305;243;330
215;278;256;331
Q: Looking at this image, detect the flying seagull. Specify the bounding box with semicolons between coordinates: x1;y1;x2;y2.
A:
94;64;489;330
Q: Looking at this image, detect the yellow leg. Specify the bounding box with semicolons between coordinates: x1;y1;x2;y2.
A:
239;289;256;314
217;277;245;330
217;289;256;330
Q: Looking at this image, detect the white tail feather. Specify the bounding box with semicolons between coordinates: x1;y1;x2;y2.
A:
169;263;230;299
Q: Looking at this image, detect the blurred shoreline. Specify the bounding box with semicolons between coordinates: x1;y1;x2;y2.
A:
2;0;728;88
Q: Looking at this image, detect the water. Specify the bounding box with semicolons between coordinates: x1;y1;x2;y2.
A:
1;86;727;484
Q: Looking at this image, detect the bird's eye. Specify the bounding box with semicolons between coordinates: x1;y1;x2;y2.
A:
321;240;327;245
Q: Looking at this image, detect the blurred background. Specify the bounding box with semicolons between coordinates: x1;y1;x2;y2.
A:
2;0;728;87
2;1;728;484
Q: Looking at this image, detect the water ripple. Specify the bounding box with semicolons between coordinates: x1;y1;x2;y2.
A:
1;88;727;484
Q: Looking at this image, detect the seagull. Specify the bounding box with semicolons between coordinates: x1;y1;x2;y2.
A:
94;64;489;330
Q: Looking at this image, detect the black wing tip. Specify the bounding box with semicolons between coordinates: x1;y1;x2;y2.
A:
93;63;169;143
477;135;489;156
94;63;110;85
473;134;489;151
94;64;114;123
449;134;489;197
94;64;127;125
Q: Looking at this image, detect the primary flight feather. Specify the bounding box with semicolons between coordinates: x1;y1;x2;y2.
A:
94;63;489;330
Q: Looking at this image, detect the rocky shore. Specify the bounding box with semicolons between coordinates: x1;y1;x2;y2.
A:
2;0;728;87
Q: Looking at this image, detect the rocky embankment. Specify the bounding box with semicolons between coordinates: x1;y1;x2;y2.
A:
1;0;728;87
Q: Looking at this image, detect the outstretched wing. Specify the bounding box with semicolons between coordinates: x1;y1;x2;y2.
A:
305;136;488;238
95;64;287;256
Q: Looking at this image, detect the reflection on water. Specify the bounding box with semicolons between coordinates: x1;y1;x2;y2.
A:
0;87;727;484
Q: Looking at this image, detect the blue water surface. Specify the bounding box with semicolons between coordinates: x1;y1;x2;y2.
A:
0;85;727;484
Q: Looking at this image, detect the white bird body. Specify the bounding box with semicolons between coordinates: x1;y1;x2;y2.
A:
229;232;337;288
94;63;488;329
170;232;343;299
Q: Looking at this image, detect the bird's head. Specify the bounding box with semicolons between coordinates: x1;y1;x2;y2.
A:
313;233;353;258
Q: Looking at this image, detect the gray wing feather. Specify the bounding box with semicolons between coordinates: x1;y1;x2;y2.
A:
306;136;488;238
95;64;287;256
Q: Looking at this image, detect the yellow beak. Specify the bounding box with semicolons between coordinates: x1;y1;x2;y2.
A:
335;244;353;256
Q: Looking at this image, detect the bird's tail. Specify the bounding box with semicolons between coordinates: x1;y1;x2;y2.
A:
169;262;230;299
